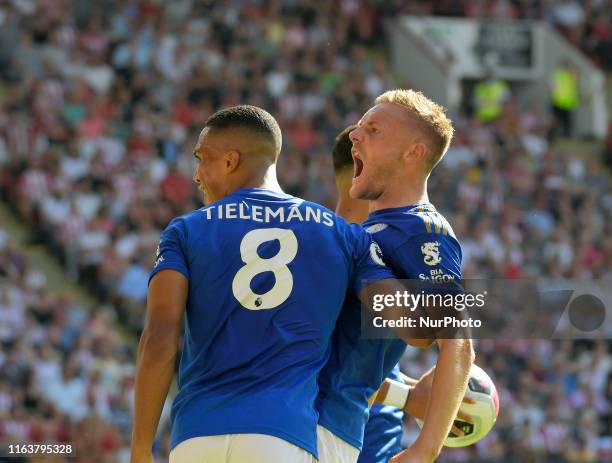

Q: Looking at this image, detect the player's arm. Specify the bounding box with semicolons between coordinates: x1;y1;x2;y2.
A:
400;371;417;386
131;219;189;463
358;286;473;463
368;372;415;407
131;270;186;462
359;235;473;462
405;337;473;461
371;371;475;436
388;240;472;461
131;269;186;463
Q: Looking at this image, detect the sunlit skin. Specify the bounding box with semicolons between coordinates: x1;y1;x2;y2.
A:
192;128;232;205
349;102;430;212
192;127;283;206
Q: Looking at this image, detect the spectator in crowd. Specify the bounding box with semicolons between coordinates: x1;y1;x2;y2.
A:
473;67;510;124
550;60;580;139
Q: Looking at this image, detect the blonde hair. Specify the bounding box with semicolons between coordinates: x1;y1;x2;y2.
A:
375;89;454;172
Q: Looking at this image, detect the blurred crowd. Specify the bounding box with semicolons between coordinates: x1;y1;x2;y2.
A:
0;0;610;462
0;229;137;461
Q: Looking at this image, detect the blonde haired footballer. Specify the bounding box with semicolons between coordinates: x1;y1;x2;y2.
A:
315;89;473;463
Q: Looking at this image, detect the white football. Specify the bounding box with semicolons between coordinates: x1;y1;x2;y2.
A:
416;364;499;447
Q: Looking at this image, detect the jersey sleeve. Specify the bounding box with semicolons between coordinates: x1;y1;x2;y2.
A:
391;233;462;292
149;217;190;284
347;224;396;296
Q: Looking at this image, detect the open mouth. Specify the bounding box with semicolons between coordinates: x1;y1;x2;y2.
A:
352;148;364;180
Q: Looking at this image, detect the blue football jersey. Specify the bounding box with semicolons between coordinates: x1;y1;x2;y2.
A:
316;203;462;461
358;366;403;463
149;188;394;457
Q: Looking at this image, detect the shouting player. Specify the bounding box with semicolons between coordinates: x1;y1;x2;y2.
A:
130;105;429;463
317;90;474;463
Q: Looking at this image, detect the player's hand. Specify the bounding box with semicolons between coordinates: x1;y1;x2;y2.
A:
405;368;475;436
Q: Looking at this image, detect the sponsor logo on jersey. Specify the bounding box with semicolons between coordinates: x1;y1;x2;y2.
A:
421;241;442;266
419;269;455;282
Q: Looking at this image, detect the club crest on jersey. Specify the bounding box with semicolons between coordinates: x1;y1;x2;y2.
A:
421;241;441;266
366;223;388;234
370;242;386;267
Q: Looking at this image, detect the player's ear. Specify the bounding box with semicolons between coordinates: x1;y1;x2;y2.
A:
404;142;427;164
224;150;240;173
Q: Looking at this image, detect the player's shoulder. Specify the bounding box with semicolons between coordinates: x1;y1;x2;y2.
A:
162;208;203;238
171;208;203;226
293;197;358;231
298;197;335;215
400;204;454;237
366;203;458;242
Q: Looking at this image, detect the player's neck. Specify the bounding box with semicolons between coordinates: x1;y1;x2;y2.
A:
238;164;284;194
369;180;429;213
335;174;369;223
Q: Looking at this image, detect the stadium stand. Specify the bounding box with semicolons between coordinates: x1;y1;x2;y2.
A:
0;223;137;460
0;1;609;461
410;0;611;71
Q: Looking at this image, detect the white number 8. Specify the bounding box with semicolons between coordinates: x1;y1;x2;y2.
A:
232;228;298;310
